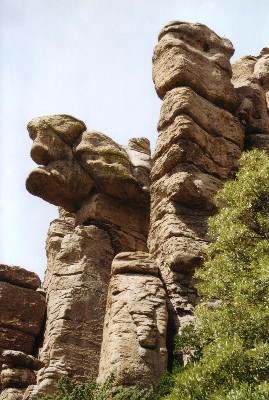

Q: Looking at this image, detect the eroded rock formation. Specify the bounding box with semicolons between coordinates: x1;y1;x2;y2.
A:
98;252;167;388
150;21;245;339
232;48;269;149
24;119;151;397
0;265;45;400
1;20;269;399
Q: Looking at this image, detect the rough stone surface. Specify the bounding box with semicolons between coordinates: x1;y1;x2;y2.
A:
0;388;24;400
25;124;151;396
31;221;114;396
232;49;269;150
1;366;36;389
0;267;45;397
1;351;42;371
75;131;150;205
150;21;244;336
153;21;236;111
0;282;45;338
98;252;167;388
0;265;41;290
5;20;269;400
26;115;94;212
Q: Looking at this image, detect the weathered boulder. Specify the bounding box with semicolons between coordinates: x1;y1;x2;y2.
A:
26;115;94;212
153;21;236;111
0;265;40;290
98;252;167;388
75;131;150;205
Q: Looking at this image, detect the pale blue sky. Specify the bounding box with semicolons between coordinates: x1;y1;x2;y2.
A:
1;0;269;278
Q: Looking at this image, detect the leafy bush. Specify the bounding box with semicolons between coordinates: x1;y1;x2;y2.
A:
166;150;269;400
31;369;174;400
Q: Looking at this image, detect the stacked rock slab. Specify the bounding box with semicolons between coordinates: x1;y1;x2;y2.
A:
24;116;151;396
232;48;269;150
98;252;167;388
0;265;45;400
149;21;245;339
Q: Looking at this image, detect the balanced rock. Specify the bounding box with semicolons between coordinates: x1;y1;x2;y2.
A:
152;21;236;111
28;127;151;396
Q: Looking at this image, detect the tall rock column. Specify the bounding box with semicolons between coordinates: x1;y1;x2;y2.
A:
149;21;245;343
98;252;167;389
25;116;151;396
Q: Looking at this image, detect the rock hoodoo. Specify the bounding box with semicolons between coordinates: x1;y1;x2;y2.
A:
149;20;245;339
1;21;268;399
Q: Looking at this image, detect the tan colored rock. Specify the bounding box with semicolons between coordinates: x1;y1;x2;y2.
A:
0;265;41;290
232;50;269;148
75;131;149;205
33;222;114;396
152;116;242;181
25;116;152;395
27;114;86;147
98;252;167;388
26;115;94;212
1;366;36;389
1;351;42;371
157;87;244;148
76;194;149;252
124;137;151;189
0;282;45;338
0;388;24;400
150;21;243;337
153;21;236;110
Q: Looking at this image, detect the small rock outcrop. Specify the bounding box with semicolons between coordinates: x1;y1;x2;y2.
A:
232;48;269;149
98;252;167;388
1;20;269;399
0;265;45;400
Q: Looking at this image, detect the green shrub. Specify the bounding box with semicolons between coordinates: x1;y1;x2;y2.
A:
30;369;174;400
166;150;269;400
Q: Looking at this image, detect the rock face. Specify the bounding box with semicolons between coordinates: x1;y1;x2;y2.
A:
24;120;151;397
150;20;245;338
232;49;269;150
152;21;236;111
2;20;269;399
0;266;45;400
98;252;167;388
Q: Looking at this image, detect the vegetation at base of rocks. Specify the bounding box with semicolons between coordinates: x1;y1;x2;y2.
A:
31;370;174;400
166;149;269;400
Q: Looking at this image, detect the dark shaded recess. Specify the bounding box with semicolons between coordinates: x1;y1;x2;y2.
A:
165;299;181;371
33;306;47;359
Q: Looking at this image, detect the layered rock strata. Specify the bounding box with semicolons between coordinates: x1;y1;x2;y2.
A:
232;48;269;150
24;117;151;396
98;252;167;388
150;21;245;338
0;265;45;400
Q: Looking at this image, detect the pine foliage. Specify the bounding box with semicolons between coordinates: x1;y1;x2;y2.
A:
166;149;269;399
